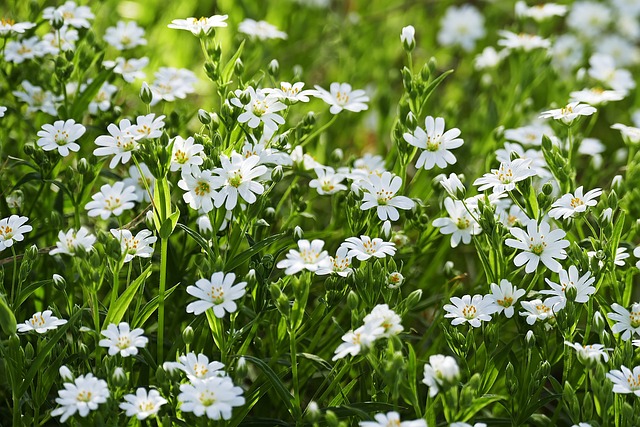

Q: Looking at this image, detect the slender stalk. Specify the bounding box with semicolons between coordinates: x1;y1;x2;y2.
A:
299;115;337;148
10;246;17;304
157;236;168;363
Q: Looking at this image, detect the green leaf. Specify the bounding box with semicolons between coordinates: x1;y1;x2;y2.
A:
222;40;245;84
226;232;287;271
609;211;625;262
241;355;296;417
177;223;215;261
14;279;52;309
132;283;179;329
153;178;172;231
0;294;16;336
103;265;153;328
69;66;111;120
460;394;506;421
420;69;454;107
159;208;180;239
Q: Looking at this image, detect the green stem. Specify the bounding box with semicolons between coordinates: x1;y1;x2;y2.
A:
299;115;337;148
290;327;301;422
10;246;17;304
158;237;168;363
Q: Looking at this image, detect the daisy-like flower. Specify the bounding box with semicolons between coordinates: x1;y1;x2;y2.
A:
104;21;147;50
186;272;247;317
110;229;157;263
0;106;6;117
50;227;96;256
611;123;640;145
439;173;465;198
120;388;167;420
168;15;228;37
41;27;79;55
0;19;35;36
443;294;497;328
360;172;414;221
263;82;315;103
164;352;226;381
130;113;165;140
540;265;596;310
85;182;137;220
178;376;245;420
211;153;268;210
51;374;109;423
308;167;348;195
432;197;481;247
515;2;568;21
548;186;602;219
103;57;148;83
403;116;463;170
607;366;640;396
230;87;286;132
588;54;635;93
0;215;32;251
473;159;536;194
4;37;44;63
360;412;426;427
634;246;640;269
608;303;640;340
539;102;597;125
93;119;138;169
342;236;396;261
179;166;218;213
37;119;86;157
495;142;549;178
170;136;204;172
314;82;369;115
149;67;198;105
505;219;569;273
363;304;403;338
332;321;384;361
276;239;331;275
17;310;67;333
13;80;61;116
316;246;353;277
437;5;486;51
99;322;148;357
564;341;609;365
570;88;626;105
238;19;287;40
422;355;460;397
496;202;529;228
123;163;155;203
519;299;555;325
43;1;95;28
88;81;118;115
497;30;551;51
488;279;526;318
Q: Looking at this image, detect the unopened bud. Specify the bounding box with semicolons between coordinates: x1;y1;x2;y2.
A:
182;326;194;345
59;365;74;381
293;226;303;240
268;59;279;77
112;367;128;387
387;272;404;289
400;25;416;52
198;109;211;125
53;274;66;290
140;82;153;104
271;165;284;182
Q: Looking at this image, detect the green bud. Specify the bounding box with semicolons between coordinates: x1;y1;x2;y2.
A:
325;411;339;427
77;157;90;174
405;111;417;130
506;362;518;395
182;326;194;345
53;274;66;291
233;58;244;76
198;109;211;125
330;148;343;163
271;165;284;182
139;82;153;104
112;367;128;388
347;291;359;310
204;61;219;81
304;111;316;126
404;289;422;311
268;59;279;77
24;342;34;361
401;67;413;92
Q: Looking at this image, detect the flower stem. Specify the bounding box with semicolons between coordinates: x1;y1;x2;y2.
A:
158;236;168;364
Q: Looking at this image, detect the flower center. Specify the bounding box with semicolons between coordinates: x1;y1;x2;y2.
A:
300;249;320;264
104;196;122;211
456;217;470;230
0;225;14;239
426;135;441;151
570;197;584;208
199;390;216;407
497;296;513;307
117;335;132;349
138;400;155;412
228;171;243;188
174;150;189;164
321;180;335;193
252;100;267;117
630;310;640;328
195;181;210;197
376;189;393;204
461;304;477;319
335;91;349;105
208;286;225;304
54;130;69;145
561;105;574;115
30;314;46;327
496;166;514;184
192;363;209;378
76;391;93;402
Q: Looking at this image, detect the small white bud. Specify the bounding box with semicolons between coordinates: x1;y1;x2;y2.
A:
400;25;416;51
293;226;304;240
59;365;73;381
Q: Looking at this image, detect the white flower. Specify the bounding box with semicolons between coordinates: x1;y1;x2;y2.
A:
400;25;416;48
0;19;35;36
360;172;414;221
422;355;460;397
99;322;148;357
164;352;226;380
94;119;138;168
4;37;45;63
314;82;369;115
588;54;635;93
168;15;228;36
633;246;640;269
37;119;86;157
131;113;165;140
104;21;146;50
548;187;602;219
611;123;640;145
474;46;505;70
495;143;549;178
50;227;96;256
238;19;287;40
103;57;148;83
41;27;79;55
0;215;32;251
332;321;384;361
570;88;626;105
539;101;597;125
540;266;596;310
505;219;569;273
178;376;244;420
360;412;426;427
496;202;529;228
0;106;6;117
504;122;554;146
387;272;404;289
607;366;640;396
438;5;485;51
316;246;353;277
564;341;609;364
17;310;67;333
550;35;584;72
43;1;95;28
13;80;61;116
515;2;568;21
178;166;218;213
567;1;611;39
171;136;204;172
363;304;403;337
89;81;118;114
520;299;555;325
230;87;286;132
85;182;137;220
443;294;497;327
123;163;155;203
263;82;315;103
149;67;198;105
608;303;640;340
403;116;463;170
309;167;348;195
120;388;167;420
342;236;396;261
432;197;481;247
498;30;551;51
439;173;465;198
211;153;268;210
110;229;156;263
51;374;109;423
488;279;526;318
186;272;247;317
277;239;331;275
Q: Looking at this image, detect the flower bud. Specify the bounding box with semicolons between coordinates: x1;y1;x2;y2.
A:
306;401;320;421
53;274;66;290
405;111;417;130
387;272;404;289
59;365;74;381
51;10;65;29
400;25;416;52
198;109;212;125
612;174;623;190
593;311;605;335
347;291;359;310
525;330;536;347
182;326;194;345
236;356;248;378
382;220;392;240
293;226;303;240
234;58;244;76
268;59;279;77
330;148;343;163
140;82;153;104
112;367;128;388
271;165;284;183
404;289;422;311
